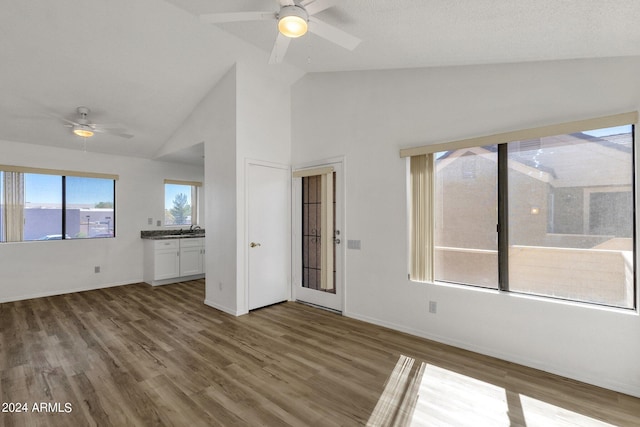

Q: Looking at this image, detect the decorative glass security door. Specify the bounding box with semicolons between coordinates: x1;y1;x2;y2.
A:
293;162;343;311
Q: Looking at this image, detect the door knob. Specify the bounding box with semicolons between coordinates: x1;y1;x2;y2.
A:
250;242;261;248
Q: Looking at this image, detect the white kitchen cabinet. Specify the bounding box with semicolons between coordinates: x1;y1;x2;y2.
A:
143;237;205;286
179;238;205;276
150;239;180;280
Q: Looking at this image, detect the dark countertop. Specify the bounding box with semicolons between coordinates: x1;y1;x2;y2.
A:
142;234;205;240
140;229;205;240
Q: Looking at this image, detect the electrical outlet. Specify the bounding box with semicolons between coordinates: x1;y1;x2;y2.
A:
428;300;437;314
219;282;223;291
156;220;161;227
94;266;101;273
147;217;152;225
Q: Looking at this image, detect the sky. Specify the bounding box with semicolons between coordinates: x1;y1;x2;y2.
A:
21;175;114;205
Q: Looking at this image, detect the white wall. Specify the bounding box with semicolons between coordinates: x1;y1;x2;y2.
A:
0;139;203;302
291;56;640;397
233;58;302;315
202;66;240;315
166;52;302;315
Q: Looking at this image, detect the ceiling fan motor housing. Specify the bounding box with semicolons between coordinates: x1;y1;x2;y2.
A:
77;106;91;125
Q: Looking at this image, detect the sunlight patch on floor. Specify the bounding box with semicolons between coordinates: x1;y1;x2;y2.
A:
413;364;510;426
368;355;618;427
367;355;421;426
517;395;616;427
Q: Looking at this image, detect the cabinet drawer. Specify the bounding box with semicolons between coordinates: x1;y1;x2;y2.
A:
180;238;204;248
153;239;179;250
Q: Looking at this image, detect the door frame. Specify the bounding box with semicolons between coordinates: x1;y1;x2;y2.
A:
244;159;292;313
291;156;346;312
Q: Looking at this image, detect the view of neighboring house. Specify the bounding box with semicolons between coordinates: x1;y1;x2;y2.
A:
434;129;633;307
27;205;114;239
0;205;114;240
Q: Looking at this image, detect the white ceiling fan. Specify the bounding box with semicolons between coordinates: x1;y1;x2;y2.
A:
60;106;133;139
200;0;361;64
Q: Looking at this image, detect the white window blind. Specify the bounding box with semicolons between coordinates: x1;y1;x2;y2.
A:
409;154;433;282
2;171;24;242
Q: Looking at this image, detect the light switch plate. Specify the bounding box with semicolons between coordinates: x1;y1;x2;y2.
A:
347;240;361;250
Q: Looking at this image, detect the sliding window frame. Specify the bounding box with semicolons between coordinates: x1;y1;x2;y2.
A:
61;176;67;239
497;144;509;291
634;125;638;310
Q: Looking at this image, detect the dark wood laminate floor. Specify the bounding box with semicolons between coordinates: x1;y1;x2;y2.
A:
1;279;639;426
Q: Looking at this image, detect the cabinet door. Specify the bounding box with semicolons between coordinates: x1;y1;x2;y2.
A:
155;248;180;280
180;245;203;276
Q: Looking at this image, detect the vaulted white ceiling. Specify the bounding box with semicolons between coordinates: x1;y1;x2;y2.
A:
2;0;639;163
176;0;640;71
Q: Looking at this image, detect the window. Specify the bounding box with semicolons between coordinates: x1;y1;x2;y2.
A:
1;166;117;242
404;112;637;309
434;148;498;288
25;174;63;240
66;176;115;238
164;180;201;226
506;128;634;307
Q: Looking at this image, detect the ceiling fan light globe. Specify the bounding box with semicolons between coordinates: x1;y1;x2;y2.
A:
279;15;307;37
278;5;308;38
73;125;94;138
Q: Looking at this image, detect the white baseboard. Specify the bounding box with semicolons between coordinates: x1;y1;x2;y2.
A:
344;310;640;399
145;273;205;286
0;279;139;304
204;299;243;316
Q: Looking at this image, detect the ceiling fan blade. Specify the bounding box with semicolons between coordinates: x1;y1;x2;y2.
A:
308;16;361;50
200;11;276;24
46;111;79;126
61;118;80;126
109;132;134;139
93;128;134;139
269;33;291;64
301;0;340;16
91;122;127;129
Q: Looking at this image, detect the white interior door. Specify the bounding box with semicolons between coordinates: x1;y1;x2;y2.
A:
248;162;290;310
293;161;343;312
